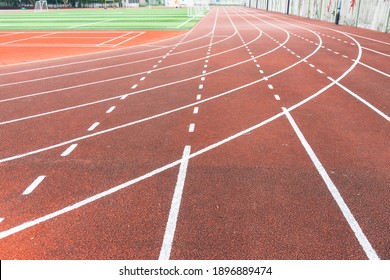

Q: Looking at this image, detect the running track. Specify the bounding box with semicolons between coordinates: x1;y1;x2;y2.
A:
0;7;389;260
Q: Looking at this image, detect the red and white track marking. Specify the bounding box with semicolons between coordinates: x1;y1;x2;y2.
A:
0;7;388;260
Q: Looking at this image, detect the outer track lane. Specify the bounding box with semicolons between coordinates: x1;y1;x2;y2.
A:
0;7;388;260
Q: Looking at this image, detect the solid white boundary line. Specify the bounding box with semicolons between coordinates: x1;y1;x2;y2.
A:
0;31;60;46
329;78;390;122
159;145;191;260
357;61;390;78
282;107;380;260
96;31;134;47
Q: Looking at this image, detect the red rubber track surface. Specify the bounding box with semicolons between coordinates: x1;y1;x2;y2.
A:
0;7;388;260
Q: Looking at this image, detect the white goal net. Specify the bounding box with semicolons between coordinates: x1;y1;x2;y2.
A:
34;1;48;12
187;0;210;17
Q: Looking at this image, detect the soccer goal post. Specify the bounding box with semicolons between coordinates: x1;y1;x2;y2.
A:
34;1;48;12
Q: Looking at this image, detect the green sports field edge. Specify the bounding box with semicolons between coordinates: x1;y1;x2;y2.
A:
0;8;206;30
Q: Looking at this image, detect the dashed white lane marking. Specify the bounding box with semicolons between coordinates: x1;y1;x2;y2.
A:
204;65;208;68
342;55;349;59
268;84;274;90
309;64;315;68
159;145;191;260
140;76;146;81
88;122;100;131
317;69;325;74
193;107;199;114
61;144;78;157
259;70;264;74
0;218;4;223
201;77;205;81
282;107;380;260
131;84;138;89
23;176;46;195
199;84;204;90
106;106;116;114
153;65;158;68
274;94;281;101
120;94;128;100
196;94;201;100
188;123;195;133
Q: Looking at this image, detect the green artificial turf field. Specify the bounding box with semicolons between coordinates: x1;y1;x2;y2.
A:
0;7;205;30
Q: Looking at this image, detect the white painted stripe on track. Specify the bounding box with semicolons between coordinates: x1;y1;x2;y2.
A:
96;31;134;47
193;107;199;114
106;106;116;114
159;145;191;260
357;61;390;78
188;123;195;133
23;176;46;195
61;144;78;157
87;122;100;131
282;107;380;260
0;31;60;46
330;79;390;122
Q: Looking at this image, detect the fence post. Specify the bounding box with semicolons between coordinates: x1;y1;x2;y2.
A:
287;0;290;14
335;0;342;25
386;7;390;33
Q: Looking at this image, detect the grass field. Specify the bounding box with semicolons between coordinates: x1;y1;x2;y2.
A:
0;8;204;30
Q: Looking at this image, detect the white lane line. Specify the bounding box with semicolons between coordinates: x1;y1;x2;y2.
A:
0;31;60;46
196;94;201;100
106;106;116;114
309;64;315;68
199;84;204;90
23;176;46;195
193;107;199;114
175;16;195;28
0;218;4;223
87;122;100;131
120;94;128;100
274;94;280;100
201;77;205;81
358;61;390;78
131;84;138;89
317;69;325;74
61;144;78;157
140;77;146;81
282;107;380;260
188;123;195;133
96;31;133;47
159;145;191;260
362;46;390;57
112;32;145;48
268;84;274;90
259;70;264;74
329;78;390;122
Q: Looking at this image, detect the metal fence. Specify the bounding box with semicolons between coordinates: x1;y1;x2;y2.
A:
246;0;390;33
